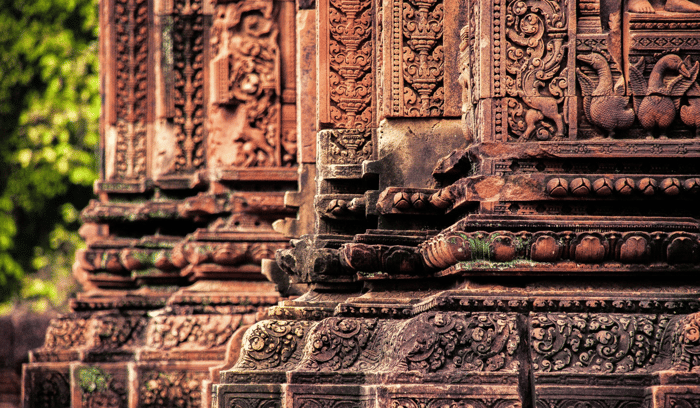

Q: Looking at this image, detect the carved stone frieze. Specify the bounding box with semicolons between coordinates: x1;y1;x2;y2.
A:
138;370;207;407
531;313;669;373
235;320;314;370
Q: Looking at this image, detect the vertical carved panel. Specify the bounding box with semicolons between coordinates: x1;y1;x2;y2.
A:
114;0;150;180
209;0;287;169
319;0;374;131
502;0;572;141
168;0;207;173
378;0;464;119
401;0;444;116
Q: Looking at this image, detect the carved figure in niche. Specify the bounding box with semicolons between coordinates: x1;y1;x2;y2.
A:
628;54;699;138
628;0;700;14
576;53;634;137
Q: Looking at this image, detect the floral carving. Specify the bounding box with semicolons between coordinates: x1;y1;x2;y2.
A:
327;130;373;164
397;312;520;373
531;313;669;373
304;317;378;370
114;0;149;179
236;320;313;369
147;314;240;349
402;0;444;116
139;371;206;408
169;0;207;172
504;0;569;140
328;0;373;130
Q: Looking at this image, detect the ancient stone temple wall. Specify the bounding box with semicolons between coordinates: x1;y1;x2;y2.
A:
23;0;700;406
22;0;308;407
213;0;700;406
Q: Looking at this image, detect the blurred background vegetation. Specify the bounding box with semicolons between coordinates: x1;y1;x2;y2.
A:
0;0;99;315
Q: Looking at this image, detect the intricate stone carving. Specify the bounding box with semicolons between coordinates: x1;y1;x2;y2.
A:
672;311;700;371
304;317;378;370
402;0;444;116
391;398;521;408
397;312;520;373
210;0;285;168
146;314;240;349
139;371;207;407
168;0;207;173
114;0;150;179
504;0;570;141
236;320;313;370
531;313;669;373
324;0;373;130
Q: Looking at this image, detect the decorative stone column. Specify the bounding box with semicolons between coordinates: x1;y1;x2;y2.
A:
22;0;306;407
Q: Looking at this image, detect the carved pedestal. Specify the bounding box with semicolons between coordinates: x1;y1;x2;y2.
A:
215;0;700;405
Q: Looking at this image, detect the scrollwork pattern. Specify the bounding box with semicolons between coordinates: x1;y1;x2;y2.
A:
504;0;569;141
236;320;313;370
531;313;669;373
397;312;520;373
304;317;378;370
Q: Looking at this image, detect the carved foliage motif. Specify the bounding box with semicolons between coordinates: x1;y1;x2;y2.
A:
531;313;669;373
397;312;520;373
327;130;373;164
402;0;444;116
115;0;149;179
236;320;313;369
169;0;207;172
304;317;378;370
147;314;239;349
672;311;700;371
211;0;284;167
504;0;569;141
295;397;367;408
328;0;373;130
139;371;206;408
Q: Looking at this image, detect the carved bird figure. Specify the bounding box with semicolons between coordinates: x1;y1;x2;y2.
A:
680;81;700;138
629;54;700;138
576;53;634;137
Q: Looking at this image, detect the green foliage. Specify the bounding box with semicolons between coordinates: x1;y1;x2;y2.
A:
78;366;110;394
0;0;99;312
